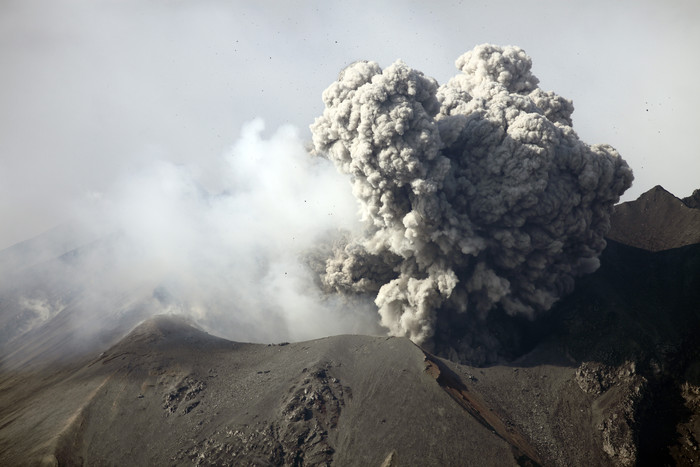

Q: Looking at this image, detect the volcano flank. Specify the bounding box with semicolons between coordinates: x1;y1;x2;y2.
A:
0;185;699;466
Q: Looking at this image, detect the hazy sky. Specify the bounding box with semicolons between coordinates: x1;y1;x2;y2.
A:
1;0;699;250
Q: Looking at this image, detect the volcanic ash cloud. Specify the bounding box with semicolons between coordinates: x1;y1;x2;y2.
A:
310;44;633;360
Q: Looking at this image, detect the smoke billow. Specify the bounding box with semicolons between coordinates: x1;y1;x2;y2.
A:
311;44;633;362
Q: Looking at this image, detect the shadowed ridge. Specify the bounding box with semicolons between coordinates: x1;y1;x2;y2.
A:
607;185;700;251
682;188;700;210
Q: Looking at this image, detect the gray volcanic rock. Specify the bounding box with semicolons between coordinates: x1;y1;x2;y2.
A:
607;185;700;251
1;315;529;466
683;189;700;210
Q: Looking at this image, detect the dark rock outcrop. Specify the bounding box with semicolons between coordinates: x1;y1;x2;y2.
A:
607;185;700;251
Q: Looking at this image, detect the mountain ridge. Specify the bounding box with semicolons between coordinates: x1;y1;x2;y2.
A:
607;185;700;251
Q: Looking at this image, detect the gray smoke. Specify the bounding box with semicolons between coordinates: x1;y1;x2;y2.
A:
311;44;633;361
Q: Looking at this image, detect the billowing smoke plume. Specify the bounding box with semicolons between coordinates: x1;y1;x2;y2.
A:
311;44;633;361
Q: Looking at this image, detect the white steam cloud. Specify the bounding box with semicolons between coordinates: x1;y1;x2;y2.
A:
0;119;381;354
311;44;633;361
97;119;384;342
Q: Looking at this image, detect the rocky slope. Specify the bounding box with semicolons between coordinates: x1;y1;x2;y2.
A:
606;185;700;251
1;316;528;466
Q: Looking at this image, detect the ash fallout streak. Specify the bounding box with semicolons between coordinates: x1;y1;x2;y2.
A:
311;44;633;363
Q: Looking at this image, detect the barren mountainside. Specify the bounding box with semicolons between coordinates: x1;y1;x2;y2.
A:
0;185;699;466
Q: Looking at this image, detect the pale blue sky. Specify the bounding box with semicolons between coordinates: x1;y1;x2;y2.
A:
1;0;698;249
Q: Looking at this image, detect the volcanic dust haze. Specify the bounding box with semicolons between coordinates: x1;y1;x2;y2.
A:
3;45;632;363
